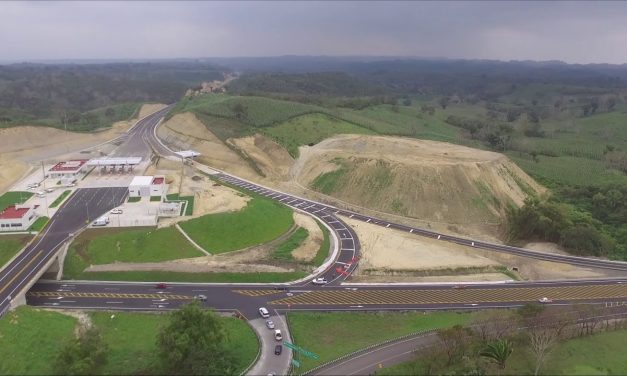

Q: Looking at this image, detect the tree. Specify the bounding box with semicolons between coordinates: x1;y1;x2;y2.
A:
438;96;450;109
157;301;236;375
54;326;108;375
480;339;513;373
231;102;248;121
438;325;471;365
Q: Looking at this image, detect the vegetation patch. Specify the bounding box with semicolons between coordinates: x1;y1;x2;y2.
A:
311;161;349;195
127;196;141;203
49;190;72;208
0;234;32;267
179;197;293;254
263;113;375;157
69;270;307;283
165;193;195;216
288;311;472;373
272;227;309;261
310;220;331;267
0;191;33;211
63;227;203;279
0;307;77;375
28;216;49;232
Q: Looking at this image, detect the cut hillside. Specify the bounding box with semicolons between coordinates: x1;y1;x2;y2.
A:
157;112;260;179
0;103;165;162
294;135;545;229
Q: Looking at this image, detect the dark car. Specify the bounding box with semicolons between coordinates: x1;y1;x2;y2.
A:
155;283;167;289
274;345;282;355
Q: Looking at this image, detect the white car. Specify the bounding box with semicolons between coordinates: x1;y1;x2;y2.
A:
259;307;270;318
27;183;40;188
312;278;328;285
538;297;553;303
266;320;275;329
110;208;123;214
274;329;283;341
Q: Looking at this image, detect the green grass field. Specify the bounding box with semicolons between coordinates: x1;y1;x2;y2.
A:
176;94;327;128
272;227;308;261
509;154;627;187
0;235;32;267
63;227;203;279
49;190;71;208
0;191;33;211
28;216;49;232
288;311;473;373
64;270;307;283
263;113;375;157
179;197;294;254
0;307;77;375
165;193;195;215
380;328;627;376
0;307;258;375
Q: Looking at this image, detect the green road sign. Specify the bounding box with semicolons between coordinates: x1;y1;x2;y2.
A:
291;359;301;368
283;342;320;360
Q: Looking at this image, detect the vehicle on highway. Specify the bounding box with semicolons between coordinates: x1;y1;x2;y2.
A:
312;277;328;285
266;320;275;329
45;188;55;193
36;191;46;198
155;283;167;289
259;307;270;318
274;329;283;341
453;285;467;289
194;294;207;301
92;216;110;226
274;345;282;355
538;297;553;303
27;182;40;189
110;208;123;214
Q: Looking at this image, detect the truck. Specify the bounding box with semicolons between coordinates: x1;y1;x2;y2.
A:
92;216;110;226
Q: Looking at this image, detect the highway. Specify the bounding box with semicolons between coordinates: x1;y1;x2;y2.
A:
0;187;127;315
2;104;627;375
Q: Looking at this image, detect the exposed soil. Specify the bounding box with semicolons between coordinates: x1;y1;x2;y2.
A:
229;134;295;180
291;212;323;262
343;217;501;272
349;273;510;283
157;112;259;180
293;135;545;231
0;156;29;194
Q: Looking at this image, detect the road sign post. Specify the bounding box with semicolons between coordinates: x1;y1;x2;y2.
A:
283;341;320;360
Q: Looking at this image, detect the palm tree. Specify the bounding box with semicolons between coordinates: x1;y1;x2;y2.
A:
480;339;514;375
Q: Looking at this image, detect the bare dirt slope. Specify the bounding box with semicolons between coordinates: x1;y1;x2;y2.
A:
229;135;294;180
0;156;30;194
0;103;166;162
293;135;545;229
157;112;260;180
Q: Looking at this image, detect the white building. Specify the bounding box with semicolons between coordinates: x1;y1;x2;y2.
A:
0;204;38;232
128;176;167;198
47;160;89;179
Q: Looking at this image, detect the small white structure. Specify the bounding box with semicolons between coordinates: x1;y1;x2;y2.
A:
48;160;89;179
0;204;38;232
175;150;201;159
128;176;167;198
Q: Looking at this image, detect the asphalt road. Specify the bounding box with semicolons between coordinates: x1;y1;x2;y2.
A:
0;187;127;314
110;105;174;158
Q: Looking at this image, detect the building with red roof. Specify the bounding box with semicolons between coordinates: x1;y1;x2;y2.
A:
48;160;89;179
0;204;38;232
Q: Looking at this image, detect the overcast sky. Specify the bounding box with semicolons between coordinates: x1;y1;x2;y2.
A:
2;1;627;64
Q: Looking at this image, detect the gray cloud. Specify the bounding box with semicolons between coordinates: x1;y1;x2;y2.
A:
1;1;627;63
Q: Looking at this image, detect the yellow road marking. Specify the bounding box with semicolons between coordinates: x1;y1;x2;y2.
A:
268;285;627;306
233;290;282;297
28;292;192;300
